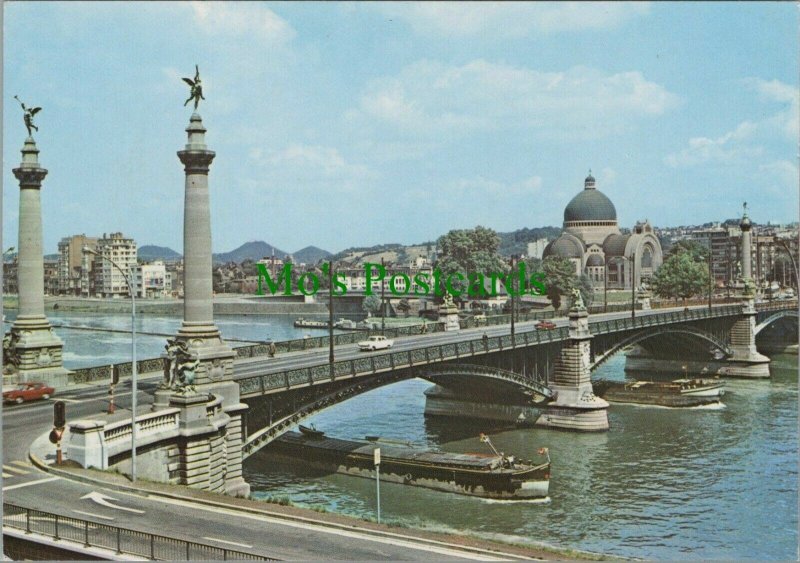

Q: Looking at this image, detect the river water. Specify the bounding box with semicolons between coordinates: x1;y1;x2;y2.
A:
4;311;797;559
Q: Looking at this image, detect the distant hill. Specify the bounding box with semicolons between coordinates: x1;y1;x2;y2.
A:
497;226;562;256
213;241;287;264
138;245;181;262
293;246;331;265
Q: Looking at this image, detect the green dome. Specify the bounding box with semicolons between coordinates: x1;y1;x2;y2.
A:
564;188;617;223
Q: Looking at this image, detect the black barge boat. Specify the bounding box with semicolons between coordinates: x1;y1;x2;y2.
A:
269;430;551;500
593;378;725;407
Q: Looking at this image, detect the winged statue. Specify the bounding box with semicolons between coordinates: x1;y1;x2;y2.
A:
182;65;205;110
14;95;41;137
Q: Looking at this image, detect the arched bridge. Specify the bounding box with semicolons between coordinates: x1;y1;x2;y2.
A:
755;308;799;335
234;300;796;451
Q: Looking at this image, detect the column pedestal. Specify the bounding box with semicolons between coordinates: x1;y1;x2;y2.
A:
723;298;770;378
535;306;609;432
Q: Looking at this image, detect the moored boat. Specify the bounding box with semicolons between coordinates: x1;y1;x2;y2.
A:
268;430;551;500
593;378;725;407
293;318;329;328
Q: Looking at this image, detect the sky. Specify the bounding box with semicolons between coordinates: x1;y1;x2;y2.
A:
3;2;798;255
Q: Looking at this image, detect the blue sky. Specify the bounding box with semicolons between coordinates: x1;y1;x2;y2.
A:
4;2;798;254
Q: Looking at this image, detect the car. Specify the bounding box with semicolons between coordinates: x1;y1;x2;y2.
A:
535;320;557;331
358;335;394;351
3;382;55;404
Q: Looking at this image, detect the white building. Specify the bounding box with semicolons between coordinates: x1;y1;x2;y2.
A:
135;261;172;298
92;232;138;297
526;238;549;260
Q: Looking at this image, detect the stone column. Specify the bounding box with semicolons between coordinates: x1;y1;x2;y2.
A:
438;297;460;331
173;113;235;387
723;206;770;378
7;137;69;387
535;303;609;431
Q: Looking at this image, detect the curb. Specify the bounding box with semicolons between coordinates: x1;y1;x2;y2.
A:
28;451;540;561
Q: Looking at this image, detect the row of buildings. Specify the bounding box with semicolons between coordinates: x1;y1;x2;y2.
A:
3;232;180;298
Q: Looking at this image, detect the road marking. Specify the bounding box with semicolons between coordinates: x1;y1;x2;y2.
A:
2;476;60;491
81;491;145;514
3;465;29;475
52;397;82;403
72;509;115;521
10;460;33;468
202;537;253;549
153;496;507;560
2;473;12;478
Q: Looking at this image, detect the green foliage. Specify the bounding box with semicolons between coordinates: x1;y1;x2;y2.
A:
651;252;712;303
542;256;576;310
577;274;594;306
362;294;382;315
668;239;710;262
435;226;508;294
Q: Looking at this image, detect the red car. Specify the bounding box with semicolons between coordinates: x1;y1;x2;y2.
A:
535;320;557;331
3;382;55;404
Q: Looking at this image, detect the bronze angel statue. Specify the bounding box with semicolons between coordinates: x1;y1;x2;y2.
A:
182;65;205;110
14;96;41;137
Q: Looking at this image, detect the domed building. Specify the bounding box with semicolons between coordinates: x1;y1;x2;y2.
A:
543;172;663;289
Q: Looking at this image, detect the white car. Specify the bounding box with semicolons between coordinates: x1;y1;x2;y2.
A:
358;335;394;351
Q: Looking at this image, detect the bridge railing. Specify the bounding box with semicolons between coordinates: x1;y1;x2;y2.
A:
236;325;571;398
2;503;272;560
588;304;742;336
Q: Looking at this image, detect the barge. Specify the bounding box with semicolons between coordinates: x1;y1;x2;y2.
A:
593;378;725;407
294;318;329;328
269;430;551;500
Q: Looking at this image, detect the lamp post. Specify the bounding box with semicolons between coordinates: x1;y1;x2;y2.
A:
509;255;517;338
380;257;386;335
603;256;608;313
327;261;334;377
84;246;137;482
707;250;713;311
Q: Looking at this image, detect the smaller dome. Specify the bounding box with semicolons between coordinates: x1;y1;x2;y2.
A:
586;254;604;267
544;233;584;259
585;171;596;188
603;233;630;257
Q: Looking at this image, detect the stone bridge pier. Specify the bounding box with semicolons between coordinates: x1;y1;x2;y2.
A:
724;298;770;378
534;303;609;432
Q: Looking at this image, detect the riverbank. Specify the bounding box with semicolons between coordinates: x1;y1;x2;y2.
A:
3;295;328;316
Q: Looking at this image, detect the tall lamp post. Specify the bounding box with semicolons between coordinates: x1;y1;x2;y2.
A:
707;250;713;311
84;246;137;482
380;257;386;335
509;255;517;338
777;239;799;292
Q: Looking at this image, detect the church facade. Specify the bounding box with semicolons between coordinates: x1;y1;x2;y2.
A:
542;173;663;290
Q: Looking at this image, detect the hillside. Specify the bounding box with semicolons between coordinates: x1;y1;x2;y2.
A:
213;241;287;264
293;245;332;265
139;245;181;261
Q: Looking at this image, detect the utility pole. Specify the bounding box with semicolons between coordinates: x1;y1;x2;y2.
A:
380;257;386;335
328;261;334;377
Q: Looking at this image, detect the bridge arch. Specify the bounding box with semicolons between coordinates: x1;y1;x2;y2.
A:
242;362;553;459
755;309;798;335
590;326;732;371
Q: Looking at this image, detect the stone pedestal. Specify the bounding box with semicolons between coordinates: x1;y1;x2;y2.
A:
438;299;460;332
724;298;771;378
637;290;651;311
6;137;69;387
535;306;609;431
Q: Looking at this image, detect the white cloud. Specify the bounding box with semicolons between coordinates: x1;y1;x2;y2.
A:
665;78;797;168
249;144;375;192
375;2;650;37
355;60;678;138
189;2;295;43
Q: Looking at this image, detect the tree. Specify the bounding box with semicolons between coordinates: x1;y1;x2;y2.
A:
651;252;711;304
436;226;508;296
668;239;709;262
363;294;381;317
397;297;411;317
577;274;594;307
542;256;576;310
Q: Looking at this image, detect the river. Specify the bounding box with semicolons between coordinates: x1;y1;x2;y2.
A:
4;311;797;558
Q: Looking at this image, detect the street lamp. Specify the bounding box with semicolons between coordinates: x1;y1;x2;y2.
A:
509;255;518;338
776;239;799;292
84;246;138;482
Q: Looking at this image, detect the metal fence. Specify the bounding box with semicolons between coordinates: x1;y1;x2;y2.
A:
3;503;273;561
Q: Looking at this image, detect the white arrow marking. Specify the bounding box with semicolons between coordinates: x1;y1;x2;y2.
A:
203;537;253;549
80;491;145;514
